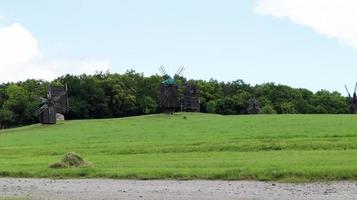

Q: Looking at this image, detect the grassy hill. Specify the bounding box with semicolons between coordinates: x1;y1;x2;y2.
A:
0;113;357;182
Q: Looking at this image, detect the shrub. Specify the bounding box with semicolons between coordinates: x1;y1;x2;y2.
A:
259;104;277;114
206;101;217;113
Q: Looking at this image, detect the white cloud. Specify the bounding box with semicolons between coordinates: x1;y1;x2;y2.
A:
0;23;110;83
255;0;357;48
0;24;40;66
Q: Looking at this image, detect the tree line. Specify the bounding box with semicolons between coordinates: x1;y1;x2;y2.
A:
0;70;352;128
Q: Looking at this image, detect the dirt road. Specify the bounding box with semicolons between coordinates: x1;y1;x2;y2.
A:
1;178;357;200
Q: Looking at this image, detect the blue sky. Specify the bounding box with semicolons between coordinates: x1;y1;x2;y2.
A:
0;0;357;94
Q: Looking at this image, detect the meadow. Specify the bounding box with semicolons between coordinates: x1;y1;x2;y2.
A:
0;113;357;182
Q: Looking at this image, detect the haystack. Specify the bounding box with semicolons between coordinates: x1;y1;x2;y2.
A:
49;152;90;168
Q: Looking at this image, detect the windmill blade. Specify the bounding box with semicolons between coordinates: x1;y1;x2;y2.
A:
55;90;67;98
39;97;47;103
345;85;352;98
159;65;168;76
354;82;357;94
65;83;69;108
52;96;60;102
54;103;69;109
33;104;49;116
159;67;164;76
49;86;68;104
162;65;168;75
47;86;52;100
54;104;69;112
53;94;65;102
174;66;185;77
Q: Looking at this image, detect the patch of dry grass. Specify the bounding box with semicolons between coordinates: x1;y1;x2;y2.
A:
49;152;91;168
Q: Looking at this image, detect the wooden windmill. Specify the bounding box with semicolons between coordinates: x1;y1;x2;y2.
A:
345;83;357;114
33;85;69;124
183;83;200;112
247;97;261;114
159;66;184;114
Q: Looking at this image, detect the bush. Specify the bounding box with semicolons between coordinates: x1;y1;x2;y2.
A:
259;104;277;114
280;102;297;114
206;101;217;113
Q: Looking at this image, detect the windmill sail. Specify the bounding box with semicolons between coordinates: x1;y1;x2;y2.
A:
33;104;49;116
174;66;185;77
159;65;169;79
345;85;352;98
33;85;70;124
345;83;357;114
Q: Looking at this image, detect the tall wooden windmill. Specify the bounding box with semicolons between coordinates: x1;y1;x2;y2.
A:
345;83;357;114
159;66;184;114
33;85;70;124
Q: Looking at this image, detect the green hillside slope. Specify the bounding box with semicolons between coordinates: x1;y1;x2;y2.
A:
1;113;357;182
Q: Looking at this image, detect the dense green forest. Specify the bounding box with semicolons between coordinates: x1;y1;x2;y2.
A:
0;70;352;128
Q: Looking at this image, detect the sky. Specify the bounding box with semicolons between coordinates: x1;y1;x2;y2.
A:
0;0;357;94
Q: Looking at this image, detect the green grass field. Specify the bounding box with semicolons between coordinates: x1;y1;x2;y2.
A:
0;113;357;182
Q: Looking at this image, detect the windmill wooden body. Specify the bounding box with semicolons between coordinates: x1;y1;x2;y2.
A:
345;83;357;114
159;66;184;114
34;85;69;124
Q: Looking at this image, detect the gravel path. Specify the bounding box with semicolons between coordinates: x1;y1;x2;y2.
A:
1;178;357;200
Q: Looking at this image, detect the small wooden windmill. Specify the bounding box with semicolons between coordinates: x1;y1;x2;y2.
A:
159;66;184;114
345;83;357;114
183;83;200;112
247;97;261;114
33;85;69;124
